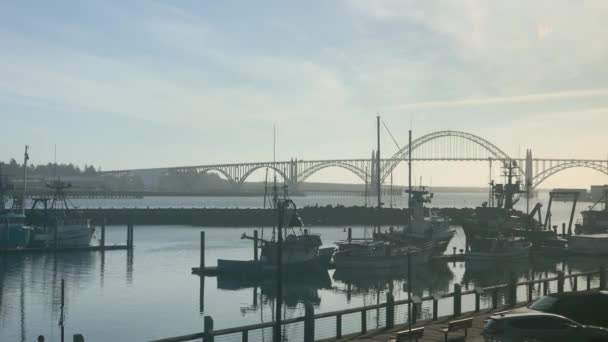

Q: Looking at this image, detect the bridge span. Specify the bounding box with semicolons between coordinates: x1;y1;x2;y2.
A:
100;130;608;191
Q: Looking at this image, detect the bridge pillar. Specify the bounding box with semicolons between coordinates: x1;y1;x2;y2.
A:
289;158;298;187
525;149;534;196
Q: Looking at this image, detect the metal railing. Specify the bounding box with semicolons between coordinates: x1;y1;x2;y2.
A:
150;266;607;342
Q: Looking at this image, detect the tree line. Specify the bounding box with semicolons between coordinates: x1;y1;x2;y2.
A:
0;158;99;178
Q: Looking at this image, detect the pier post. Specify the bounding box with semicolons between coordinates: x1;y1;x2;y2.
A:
200;231;205;272
253;230;258;261
336;314;342;338
204;316;214;342
492;290;498;309
453;283;462;317
527;283;534;303
561;223;566;238
474;289;483;313
386;293;394;329
587;274;592;290
126;223;134;249
347;227;352;242
557;271;564;293
361;308;367;334
433;295;439;320
100;219;106;249
304;303;314;342
508;274;517;307
600;266;606;290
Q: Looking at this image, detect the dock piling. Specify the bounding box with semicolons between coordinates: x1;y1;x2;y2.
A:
360;308;367;334
126;223;134;249
100;219;106;249
200;231;205;270
336;314;342;338
557;271;564;293
253;230;258;261
386;293;394;329
561;223;566;238
347;227;352;242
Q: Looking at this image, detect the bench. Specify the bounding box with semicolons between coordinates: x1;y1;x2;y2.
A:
388;327;424;342
441;317;473;341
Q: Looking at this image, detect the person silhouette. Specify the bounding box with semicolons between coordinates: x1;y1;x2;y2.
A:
37;336;44;342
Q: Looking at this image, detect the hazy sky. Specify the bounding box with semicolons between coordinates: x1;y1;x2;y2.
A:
1;1;608;187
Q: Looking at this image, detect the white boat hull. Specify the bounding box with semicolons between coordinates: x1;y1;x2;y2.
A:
34;223;95;247
465;243;531;261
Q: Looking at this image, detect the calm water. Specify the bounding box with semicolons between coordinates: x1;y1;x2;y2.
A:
1;192;606;341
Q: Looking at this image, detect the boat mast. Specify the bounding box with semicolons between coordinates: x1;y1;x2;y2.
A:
408;130;412;223
21;145;29;216
376;116;381;210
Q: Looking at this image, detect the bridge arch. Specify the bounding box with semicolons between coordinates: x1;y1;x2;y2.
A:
194;167;235;184
298;161;368;184
237;165;290;185
532;161;608;188
381;130;523;182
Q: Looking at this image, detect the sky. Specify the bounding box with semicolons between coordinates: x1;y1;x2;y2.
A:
1;0;608;187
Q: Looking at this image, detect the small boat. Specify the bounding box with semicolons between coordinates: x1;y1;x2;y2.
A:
567;234;608;256
28;180;95;247
465;236;531;261
333;240;433;270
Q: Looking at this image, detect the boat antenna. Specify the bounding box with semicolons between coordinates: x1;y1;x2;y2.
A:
21;145;29;215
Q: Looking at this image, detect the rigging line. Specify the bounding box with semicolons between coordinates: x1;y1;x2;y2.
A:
381;119;402;151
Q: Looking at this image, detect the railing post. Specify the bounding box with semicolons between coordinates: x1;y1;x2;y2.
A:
242;330;248;342
361;308;367;334
508;275;517;307
453;283;462;317
200;231;205;272
386;293;394;329
204;316;214;342
474;288;483;313
336;314;342;338
600;266;606;290
492;290;498;310
527;283;534;303
587;274;592;290
573;275;578;292
543;280;549;295
432;294;441;320
304;303;314;342
557;271;564;293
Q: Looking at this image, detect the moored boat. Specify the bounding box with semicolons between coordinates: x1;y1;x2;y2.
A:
465;236;531;261
567;234;608;256
333;239;433;270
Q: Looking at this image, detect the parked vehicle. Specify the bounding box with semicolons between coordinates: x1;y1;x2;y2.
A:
481;311;608;342
525;291;608;328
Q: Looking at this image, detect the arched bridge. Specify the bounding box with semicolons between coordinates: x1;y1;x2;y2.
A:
101;130;608;191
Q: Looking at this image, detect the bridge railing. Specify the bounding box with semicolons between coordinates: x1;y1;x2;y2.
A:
149;266;607;342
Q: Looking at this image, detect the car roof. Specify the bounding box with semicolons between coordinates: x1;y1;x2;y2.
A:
489;311;570;320
545;290;608;299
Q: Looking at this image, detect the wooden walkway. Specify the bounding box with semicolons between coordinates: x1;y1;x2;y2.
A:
337;307;518;342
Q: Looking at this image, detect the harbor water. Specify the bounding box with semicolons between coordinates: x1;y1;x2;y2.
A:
1;191;606;341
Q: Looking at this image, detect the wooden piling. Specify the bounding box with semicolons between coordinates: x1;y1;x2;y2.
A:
474;288;483;313
200;231;205;270
361;308;367;334
336;314;342;338
100;219;106;249
562;223;566;238
253;230;258;261
347;227;352;242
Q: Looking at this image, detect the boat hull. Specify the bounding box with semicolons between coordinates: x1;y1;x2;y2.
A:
31;223;94;247
0;224;31;249
567;234;608;256
465;243;531;261
334;247;432;270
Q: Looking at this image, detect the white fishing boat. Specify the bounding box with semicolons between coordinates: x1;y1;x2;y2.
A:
29;180;94;248
333;240;433;270
465;236;531;261
567;234;608;256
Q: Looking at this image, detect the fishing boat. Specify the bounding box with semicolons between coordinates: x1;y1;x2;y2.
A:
567;234;608;256
575;189;608;235
217;184;334;276
465;236;531;261
0;162;31;249
333;239;433;270
28;179;95;247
